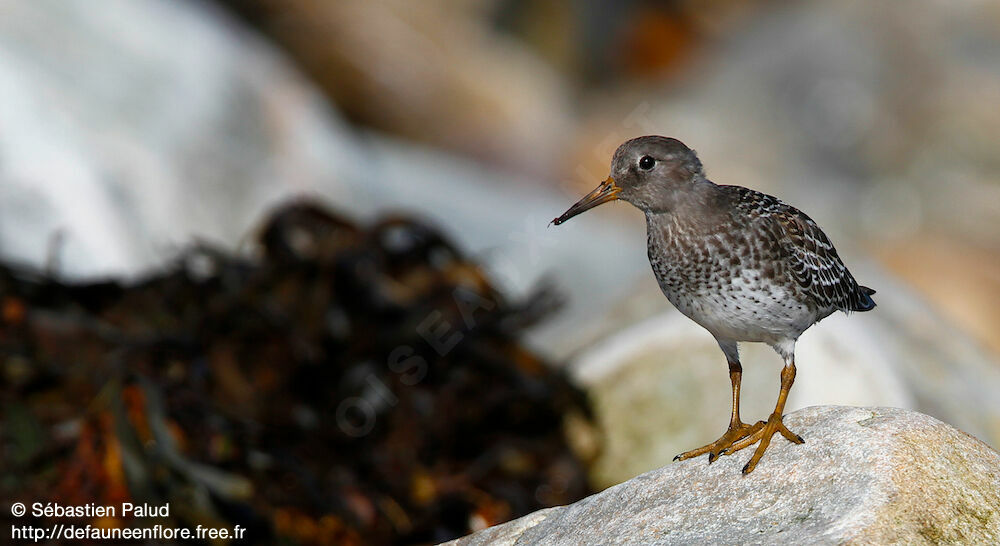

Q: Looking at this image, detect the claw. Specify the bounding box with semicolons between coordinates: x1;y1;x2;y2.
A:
673;421;762;463
731;413;803;475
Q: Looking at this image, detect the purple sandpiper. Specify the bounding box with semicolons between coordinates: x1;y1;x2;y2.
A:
554;135;876;474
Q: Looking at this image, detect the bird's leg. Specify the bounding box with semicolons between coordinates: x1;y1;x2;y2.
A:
727;360;746;428
673;360;763;463
723;361;805;474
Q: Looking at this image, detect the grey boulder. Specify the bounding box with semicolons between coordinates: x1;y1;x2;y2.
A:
446;406;1000;545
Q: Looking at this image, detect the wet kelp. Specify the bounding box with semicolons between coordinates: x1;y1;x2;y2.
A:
0;202;593;545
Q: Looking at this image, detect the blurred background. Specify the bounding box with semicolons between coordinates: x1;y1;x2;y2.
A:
1;0;999;544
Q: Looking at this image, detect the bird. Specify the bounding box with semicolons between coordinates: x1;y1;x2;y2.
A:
552;135;875;474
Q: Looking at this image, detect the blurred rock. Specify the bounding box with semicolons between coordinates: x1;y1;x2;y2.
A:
496;0;775;85
0;0;363;278
218;0;575;178
877;235;1000;357
446;406;1000;545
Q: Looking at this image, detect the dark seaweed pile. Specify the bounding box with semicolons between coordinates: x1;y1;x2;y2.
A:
0;202;593;545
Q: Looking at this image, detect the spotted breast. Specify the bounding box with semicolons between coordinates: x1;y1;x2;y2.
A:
645;186;873;344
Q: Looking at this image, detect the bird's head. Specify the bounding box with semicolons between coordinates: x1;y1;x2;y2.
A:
553;136;704;225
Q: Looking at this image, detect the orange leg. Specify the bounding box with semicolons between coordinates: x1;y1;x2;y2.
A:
673;360;763;463
722;362;804;474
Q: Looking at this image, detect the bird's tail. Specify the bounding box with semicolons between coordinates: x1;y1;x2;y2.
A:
851;286;877;312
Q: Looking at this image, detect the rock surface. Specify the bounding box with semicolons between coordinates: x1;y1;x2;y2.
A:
445;406;1000;545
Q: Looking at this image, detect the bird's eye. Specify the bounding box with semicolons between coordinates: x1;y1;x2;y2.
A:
638;156;655;170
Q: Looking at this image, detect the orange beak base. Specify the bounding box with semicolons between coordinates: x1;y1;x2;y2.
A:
552;178;621;226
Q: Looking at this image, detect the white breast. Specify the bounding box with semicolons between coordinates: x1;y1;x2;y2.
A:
662;269;820;344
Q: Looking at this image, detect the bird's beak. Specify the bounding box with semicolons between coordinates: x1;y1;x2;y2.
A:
552;177;621;226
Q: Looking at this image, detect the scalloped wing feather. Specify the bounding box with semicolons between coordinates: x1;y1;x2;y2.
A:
725;186;875;313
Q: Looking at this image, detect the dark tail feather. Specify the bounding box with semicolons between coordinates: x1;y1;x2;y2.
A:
852;285;876;312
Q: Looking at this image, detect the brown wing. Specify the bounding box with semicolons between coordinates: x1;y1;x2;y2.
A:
724;186;875;312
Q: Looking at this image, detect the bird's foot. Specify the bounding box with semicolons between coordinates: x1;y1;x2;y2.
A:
672;420;765;464
721;412;804;474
